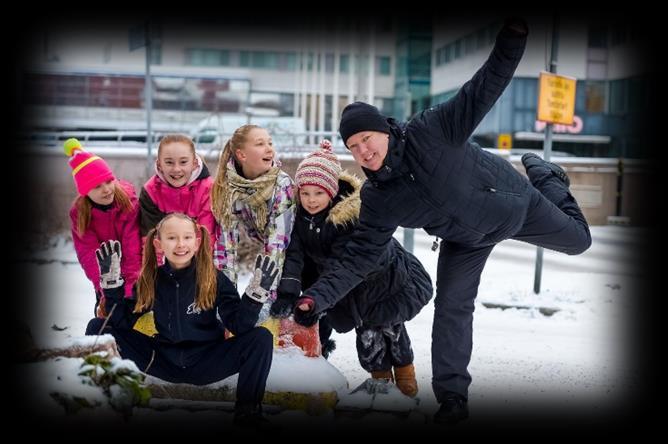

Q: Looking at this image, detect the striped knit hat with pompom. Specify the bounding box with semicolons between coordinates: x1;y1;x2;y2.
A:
63;138;115;196
295;139;342;199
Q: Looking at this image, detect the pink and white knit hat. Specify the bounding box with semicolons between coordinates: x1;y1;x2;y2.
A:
63;138;115;196
295;139;342;199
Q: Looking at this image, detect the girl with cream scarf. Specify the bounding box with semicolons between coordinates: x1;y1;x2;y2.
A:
211;125;296;326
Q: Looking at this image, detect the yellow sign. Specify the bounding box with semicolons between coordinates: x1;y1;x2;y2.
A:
537;71;577;125
497;133;512;149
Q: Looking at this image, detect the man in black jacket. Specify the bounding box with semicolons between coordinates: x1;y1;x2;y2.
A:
296;18;591;424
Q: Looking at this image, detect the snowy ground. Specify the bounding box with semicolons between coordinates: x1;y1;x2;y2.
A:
16;225;647;431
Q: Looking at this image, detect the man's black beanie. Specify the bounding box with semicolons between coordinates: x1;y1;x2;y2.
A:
338;102;390;148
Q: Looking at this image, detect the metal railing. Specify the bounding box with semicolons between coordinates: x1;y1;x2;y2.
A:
23;129;582;161
21;129;347;154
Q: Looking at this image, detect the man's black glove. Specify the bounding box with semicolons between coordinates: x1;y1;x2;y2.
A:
270;295;296;318
504;17;528;36
293;296;323;327
244;255;279;304
294;309;323;327
96;240;124;289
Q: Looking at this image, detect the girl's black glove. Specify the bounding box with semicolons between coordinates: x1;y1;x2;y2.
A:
270;295;295;318
244;255;279;304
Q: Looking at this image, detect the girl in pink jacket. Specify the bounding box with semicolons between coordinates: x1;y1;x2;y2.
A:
65;138;142;317
139;134;216;243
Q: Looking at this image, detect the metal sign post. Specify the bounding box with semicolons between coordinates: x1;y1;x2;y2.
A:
532;16;577;294
145;30;152;177
129;21;155;177
534;16;559;294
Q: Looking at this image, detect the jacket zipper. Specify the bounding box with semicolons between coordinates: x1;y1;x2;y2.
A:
174;280;185;368
402;174;445;248
350;297;363;328
485;186;520;197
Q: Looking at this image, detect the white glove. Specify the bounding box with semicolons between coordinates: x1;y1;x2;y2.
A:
96;240;124;289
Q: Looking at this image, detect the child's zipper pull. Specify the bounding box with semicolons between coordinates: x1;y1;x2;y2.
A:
431;237;440;251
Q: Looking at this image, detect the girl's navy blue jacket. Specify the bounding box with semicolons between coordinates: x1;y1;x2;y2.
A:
278;173;432;332
102;260;263;366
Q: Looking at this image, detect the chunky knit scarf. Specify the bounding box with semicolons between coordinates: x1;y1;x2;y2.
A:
214;160;280;233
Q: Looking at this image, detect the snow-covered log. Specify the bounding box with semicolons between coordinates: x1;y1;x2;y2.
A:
147;380;338;414
24;335;120;362
146;398;282;414
145;347;348;413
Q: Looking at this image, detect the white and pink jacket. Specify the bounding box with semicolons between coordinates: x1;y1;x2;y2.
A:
139;155;217;241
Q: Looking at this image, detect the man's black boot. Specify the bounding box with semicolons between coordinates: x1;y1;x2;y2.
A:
433;392;469;425
233;403;280;432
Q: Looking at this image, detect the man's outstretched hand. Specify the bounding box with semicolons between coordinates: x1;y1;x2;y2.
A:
504;17;528;36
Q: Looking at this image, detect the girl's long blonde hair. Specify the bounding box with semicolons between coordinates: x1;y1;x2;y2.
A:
75;181;132;237
135;213;217;312
211;124;261;218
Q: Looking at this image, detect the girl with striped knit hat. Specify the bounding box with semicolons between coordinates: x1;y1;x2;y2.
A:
272;140;433;397
64;138;142;318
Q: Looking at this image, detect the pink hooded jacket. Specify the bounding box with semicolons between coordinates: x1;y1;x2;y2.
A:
139;155;216;241
70;180;142;298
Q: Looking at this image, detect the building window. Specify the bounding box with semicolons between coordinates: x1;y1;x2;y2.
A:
436;21;500;66
340;54;349;73
186;49;201;66
277;53;297;71
435;46;451;66
150;44;162;65
287;53;297;70
324;53;335;73
239;51;251;67
252;52;278;69
453;39;462;59
608;79;626;115
444;45;452;64
377;56;391;75
205;50;221;66
514;79;525;109
186;49;229;67
585;81;606;113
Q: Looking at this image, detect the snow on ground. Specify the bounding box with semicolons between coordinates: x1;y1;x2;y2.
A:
328;226;643;416
16;226;645;426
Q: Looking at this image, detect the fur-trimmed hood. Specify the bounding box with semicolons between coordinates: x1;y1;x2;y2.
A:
326;171;363;227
